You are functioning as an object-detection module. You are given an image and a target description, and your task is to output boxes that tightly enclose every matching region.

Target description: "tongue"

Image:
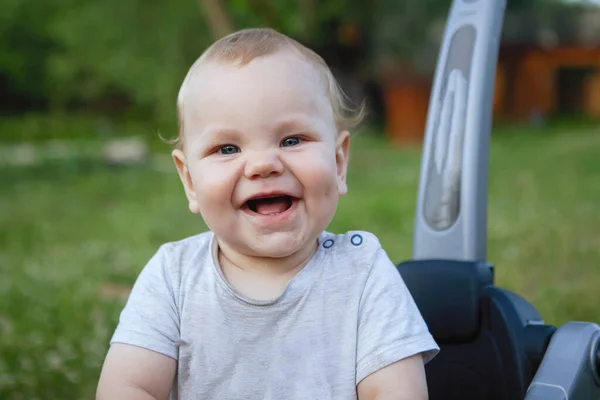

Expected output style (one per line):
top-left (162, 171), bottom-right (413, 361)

top-left (255, 198), bottom-right (289, 215)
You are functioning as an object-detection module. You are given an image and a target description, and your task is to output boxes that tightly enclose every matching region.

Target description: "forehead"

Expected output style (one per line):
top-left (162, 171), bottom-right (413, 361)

top-left (180, 51), bottom-right (335, 135)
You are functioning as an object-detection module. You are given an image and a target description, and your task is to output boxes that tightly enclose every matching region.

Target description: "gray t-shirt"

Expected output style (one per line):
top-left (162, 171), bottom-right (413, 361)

top-left (111, 230), bottom-right (439, 399)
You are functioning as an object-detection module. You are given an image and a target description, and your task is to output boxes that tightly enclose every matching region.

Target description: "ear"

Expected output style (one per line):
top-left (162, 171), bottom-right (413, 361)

top-left (335, 130), bottom-right (351, 196)
top-left (172, 149), bottom-right (200, 214)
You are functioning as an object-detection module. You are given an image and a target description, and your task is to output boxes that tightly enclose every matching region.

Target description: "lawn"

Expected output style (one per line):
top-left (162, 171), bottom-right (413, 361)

top-left (1, 123), bottom-right (600, 399)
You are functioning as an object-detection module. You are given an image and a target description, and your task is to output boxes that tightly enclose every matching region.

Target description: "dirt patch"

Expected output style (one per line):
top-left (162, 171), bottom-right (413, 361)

top-left (99, 283), bottom-right (132, 302)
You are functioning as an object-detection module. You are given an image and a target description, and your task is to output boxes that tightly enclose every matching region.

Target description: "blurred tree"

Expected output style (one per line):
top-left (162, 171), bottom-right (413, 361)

top-left (0, 0), bottom-right (57, 111)
top-left (43, 0), bottom-right (213, 123)
top-left (199, 0), bottom-right (234, 39)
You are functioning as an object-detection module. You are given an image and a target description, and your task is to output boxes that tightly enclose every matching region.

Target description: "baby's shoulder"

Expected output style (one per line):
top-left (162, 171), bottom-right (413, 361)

top-left (159, 230), bottom-right (213, 260)
top-left (319, 230), bottom-right (385, 270)
top-left (155, 231), bottom-right (215, 277)
top-left (320, 230), bottom-right (382, 252)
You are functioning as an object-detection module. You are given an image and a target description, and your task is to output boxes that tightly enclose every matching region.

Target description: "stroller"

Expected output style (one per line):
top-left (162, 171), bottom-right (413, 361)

top-left (399, 0), bottom-right (600, 398)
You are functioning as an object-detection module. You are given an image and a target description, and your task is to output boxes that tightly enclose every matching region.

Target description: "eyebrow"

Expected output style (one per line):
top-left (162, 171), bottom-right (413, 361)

top-left (272, 117), bottom-right (317, 134)
top-left (199, 127), bottom-right (243, 141)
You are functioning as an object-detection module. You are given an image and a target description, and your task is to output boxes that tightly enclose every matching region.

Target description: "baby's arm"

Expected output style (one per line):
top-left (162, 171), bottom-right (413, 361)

top-left (355, 248), bottom-right (439, 400)
top-left (96, 343), bottom-right (176, 400)
top-left (357, 353), bottom-right (427, 400)
top-left (97, 245), bottom-right (181, 399)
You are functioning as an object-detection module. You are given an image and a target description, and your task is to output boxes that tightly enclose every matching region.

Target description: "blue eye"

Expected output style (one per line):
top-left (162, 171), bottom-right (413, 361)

top-left (282, 137), bottom-right (301, 147)
top-left (219, 145), bottom-right (239, 155)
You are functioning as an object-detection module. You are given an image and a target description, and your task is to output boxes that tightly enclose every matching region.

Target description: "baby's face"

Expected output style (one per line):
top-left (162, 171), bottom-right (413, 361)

top-left (173, 51), bottom-right (350, 259)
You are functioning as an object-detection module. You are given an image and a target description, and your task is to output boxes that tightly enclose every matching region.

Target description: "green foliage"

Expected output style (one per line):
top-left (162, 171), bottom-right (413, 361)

top-left (0, 113), bottom-right (165, 144)
top-left (1, 0), bottom-right (372, 128)
top-left (1, 0), bottom-right (213, 124)
top-left (0, 0), bottom-right (56, 99)
top-left (370, 0), bottom-right (448, 63)
top-left (223, 0), bottom-right (367, 45)
top-left (45, 0), bottom-right (211, 121)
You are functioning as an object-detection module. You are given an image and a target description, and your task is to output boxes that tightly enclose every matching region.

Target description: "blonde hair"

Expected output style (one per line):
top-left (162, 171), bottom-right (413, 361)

top-left (170, 28), bottom-right (365, 149)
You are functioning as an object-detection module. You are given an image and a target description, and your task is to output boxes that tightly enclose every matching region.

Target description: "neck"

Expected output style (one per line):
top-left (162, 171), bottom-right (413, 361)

top-left (217, 238), bottom-right (318, 279)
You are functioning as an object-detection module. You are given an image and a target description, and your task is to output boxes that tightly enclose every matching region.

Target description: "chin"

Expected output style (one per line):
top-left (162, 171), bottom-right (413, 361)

top-left (247, 231), bottom-right (314, 259)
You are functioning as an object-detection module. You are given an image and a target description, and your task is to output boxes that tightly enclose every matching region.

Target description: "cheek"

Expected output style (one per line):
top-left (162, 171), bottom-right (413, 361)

top-left (293, 152), bottom-right (339, 195)
top-left (192, 162), bottom-right (237, 208)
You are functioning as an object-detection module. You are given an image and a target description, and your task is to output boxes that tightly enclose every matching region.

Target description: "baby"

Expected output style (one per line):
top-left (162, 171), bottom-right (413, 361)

top-left (96, 28), bottom-right (439, 400)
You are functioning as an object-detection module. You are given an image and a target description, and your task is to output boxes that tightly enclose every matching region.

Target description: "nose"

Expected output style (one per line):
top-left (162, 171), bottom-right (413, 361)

top-left (244, 149), bottom-right (284, 179)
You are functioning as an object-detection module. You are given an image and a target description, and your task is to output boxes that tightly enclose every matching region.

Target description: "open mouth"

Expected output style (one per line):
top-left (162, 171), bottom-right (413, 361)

top-left (244, 195), bottom-right (296, 215)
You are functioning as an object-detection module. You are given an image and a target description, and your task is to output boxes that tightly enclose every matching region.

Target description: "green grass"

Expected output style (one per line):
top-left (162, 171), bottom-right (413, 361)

top-left (1, 123), bottom-right (600, 398)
